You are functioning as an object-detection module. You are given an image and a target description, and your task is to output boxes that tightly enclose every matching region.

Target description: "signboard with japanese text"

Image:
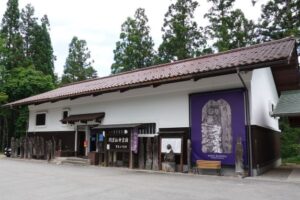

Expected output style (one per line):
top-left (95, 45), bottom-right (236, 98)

top-left (106, 134), bottom-right (130, 151)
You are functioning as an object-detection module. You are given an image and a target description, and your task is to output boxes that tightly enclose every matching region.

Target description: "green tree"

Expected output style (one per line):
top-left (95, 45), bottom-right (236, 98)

top-left (20, 4), bottom-right (37, 58)
top-left (61, 36), bottom-right (97, 84)
top-left (205, 0), bottom-right (256, 52)
top-left (29, 15), bottom-right (55, 79)
top-left (111, 8), bottom-right (155, 74)
top-left (258, 0), bottom-right (300, 42)
top-left (4, 66), bottom-right (54, 101)
top-left (1, 0), bottom-right (25, 69)
top-left (157, 0), bottom-right (209, 64)
top-left (20, 5), bottom-right (55, 80)
top-left (3, 66), bottom-right (55, 137)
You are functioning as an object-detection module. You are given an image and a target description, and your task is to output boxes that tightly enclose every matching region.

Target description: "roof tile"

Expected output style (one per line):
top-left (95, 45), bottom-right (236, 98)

top-left (7, 37), bottom-right (297, 106)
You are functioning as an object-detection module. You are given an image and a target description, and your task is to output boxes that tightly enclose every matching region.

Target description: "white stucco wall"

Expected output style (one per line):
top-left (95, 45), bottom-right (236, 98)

top-left (28, 72), bottom-right (252, 133)
top-left (250, 67), bottom-right (279, 131)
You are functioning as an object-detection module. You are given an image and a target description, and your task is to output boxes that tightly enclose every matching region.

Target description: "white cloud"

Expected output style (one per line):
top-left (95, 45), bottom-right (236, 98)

top-left (0, 0), bottom-right (267, 77)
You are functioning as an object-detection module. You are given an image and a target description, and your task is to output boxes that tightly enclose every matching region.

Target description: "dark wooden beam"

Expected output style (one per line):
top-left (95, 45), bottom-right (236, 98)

top-left (50, 99), bottom-right (60, 103)
top-left (70, 96), bottom-right (80, 100)
top-left (193, 77), bottom-right (201, 82)
top-left (92, 92), bottom-right (102, 97)
top-left (120, 88), bottom-right (129, 93)
top-left (152, 83), bottom-right (162, 88)
top-left (34, 102), bottom-right (45, 106)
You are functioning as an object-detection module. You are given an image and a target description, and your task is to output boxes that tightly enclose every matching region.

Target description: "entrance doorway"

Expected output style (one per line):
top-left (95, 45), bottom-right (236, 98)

top-left (77, 131), bottom-right (86, 157)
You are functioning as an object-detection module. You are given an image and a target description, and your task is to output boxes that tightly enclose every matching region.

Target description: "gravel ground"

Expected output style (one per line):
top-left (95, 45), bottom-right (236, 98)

top-left (0, 158), bottom-right (299, 200)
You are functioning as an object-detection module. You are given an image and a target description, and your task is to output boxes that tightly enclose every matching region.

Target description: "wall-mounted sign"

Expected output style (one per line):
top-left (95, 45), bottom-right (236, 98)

top-left (98, 134), bottom-right (104, 142)
top-left (161, 138), bottom-right (182, 154)
top-left (190, 89), bottom-right (247, 165)
top-left (106, 134), bottom-right (129, 151)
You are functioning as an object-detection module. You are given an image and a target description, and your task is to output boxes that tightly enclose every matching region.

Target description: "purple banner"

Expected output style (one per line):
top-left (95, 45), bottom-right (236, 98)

top-left (190, 89), bottom-right (247, 165)
top-left (131, 128), bottom-right (138, 154)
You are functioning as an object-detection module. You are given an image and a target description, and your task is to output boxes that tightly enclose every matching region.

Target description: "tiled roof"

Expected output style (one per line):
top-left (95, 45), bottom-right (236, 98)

top-left (272, 90), bottom-right (300, 117)
top-left (7, 37), bottom-right (298, 107)
top-left (61, 112), bottom-right (105, 124)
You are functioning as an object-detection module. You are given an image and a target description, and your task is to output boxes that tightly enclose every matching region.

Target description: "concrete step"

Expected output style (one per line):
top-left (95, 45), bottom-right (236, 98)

top-left (52, 157), bottom-right (90, 166)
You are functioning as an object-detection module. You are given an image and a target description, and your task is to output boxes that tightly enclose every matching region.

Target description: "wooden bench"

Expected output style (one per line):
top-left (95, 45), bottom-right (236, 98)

top-left (195, 160), bottom-right (222, 175)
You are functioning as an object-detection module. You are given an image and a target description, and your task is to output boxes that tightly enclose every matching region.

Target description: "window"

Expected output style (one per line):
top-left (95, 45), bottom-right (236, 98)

top-left (269, 101), bottom-right (275, 117)
top-left (62, 110), bottom-right (69, 124)
top-left (36, 113), bottom-right (46, 126)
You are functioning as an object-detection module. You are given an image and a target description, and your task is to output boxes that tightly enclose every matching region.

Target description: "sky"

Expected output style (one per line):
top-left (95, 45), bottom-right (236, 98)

top-left (0, 0), bottom-right (268, 77)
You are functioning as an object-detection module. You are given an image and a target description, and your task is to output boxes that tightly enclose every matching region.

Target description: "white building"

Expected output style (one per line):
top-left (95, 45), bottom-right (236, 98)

top-left (7, 37), bottom-right (300, 176)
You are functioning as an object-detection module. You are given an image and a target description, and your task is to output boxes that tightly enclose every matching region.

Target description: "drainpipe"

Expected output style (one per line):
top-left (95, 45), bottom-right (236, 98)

top-left (236, 68), bottom-right (253, 177)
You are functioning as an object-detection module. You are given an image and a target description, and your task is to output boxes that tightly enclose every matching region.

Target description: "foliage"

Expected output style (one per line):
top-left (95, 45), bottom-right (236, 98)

top-left (20, 4), bottom-right (36, 58)
top-left (61, 36), bottom-right (97, 84)
top-left (0, 36), bottom-right (8, 103)
top-left (280, 119), bottom-right (300, 158)
top-left (20, 5), bottom-right (55, 80)
top-left (111, 8), bottom-right (155, 74)
top-left (157, 0), bottom-right (210, 64)
top-left (283, 156), bottom-right (300, 164)
top-left (205, 0), bottom-right (256, 52)
top-left (258, 0), bottom-right (300, 42)
top-left (29, 15), bottom-right (55, 79)
top-left (14, 106), bottom-right (28, 138)
top-left (258, 0), bottom-right (300, 160)
top-left (1, 0), bottom-right (25, 69)
top-left (4, 66), bottom-right (54, 102)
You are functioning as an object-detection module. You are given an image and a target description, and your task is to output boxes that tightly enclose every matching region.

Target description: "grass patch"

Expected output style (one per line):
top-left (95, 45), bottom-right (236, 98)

top-left (283, 156), bottom-right (300, 164)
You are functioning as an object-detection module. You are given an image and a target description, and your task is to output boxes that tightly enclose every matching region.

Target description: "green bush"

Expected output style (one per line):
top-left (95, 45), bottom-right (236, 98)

top-left (280, 118), bottom-right (300, 159)
top-left (283, 156), bottom-right (300, 164)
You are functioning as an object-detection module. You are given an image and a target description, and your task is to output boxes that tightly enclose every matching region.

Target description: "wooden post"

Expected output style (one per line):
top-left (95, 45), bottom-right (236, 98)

top-left (74, 127), bottom-right (78, 156)
top-left (104, 137), bottom-right (108, 167)
top-left (180, 136), bottom-right (183, 172)
top-left (145, 137), bottom-right (152, 170)
top-left (152, 136), bottom-right (159, 170)
top-left (129, 132), bottom-right (133, 169)
top-left (159, 137), bottom-right (162, 170)
top-left (138, 138), bottom-right (145, 169)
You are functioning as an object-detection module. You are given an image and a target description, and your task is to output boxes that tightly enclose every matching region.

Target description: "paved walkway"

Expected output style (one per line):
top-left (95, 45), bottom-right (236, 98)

top-left (0, 158), bottom-right (300, 200)
top-left (247, 165), bottom-right (300, 183)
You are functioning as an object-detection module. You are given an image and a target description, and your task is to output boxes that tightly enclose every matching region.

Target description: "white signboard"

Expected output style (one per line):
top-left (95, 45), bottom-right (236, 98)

top-left (161, 138), bottom-right (182, 154)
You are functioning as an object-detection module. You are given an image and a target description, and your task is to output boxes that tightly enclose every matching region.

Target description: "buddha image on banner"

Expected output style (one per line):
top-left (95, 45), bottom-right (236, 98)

top-left (190, 89), bottom-right (247, 165)
top-left (201, 99), bottom-right (232, 154)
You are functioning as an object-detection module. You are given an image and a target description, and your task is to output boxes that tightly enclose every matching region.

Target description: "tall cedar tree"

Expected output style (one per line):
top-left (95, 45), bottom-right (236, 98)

top-left (0, 35), bottom-right (7, 101)
top-left (62, 36), bottom-right (97, 84)
top-left (111, 8), bottom-right (155, 74)
top-left (205, 0), bottom-right (256, 52)
top-left (1, 0), bottom-right (25, 70)
top-left (20, 4), bottom-right (36, 58)
top-left (258, 0), bottom-right (300, 43)
top-left (20, 5), bottom-right (55, 80)
top-left (29, 16), bottom-right (55, 79)
top-left (158, 0), bottom-right (209, 64)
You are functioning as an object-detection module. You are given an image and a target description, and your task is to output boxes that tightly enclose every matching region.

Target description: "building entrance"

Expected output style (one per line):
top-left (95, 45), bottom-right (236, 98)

top-left (77, 131), bottom-right (86, 157)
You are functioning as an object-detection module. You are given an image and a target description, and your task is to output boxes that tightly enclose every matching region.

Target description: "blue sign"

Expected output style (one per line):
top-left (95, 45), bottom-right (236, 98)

top-left (98, 134), bottom-right (104, 142)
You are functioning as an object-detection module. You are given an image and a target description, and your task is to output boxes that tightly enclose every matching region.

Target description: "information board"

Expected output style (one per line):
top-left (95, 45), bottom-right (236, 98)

top-left (161, 138), bottom-right (182, 154)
